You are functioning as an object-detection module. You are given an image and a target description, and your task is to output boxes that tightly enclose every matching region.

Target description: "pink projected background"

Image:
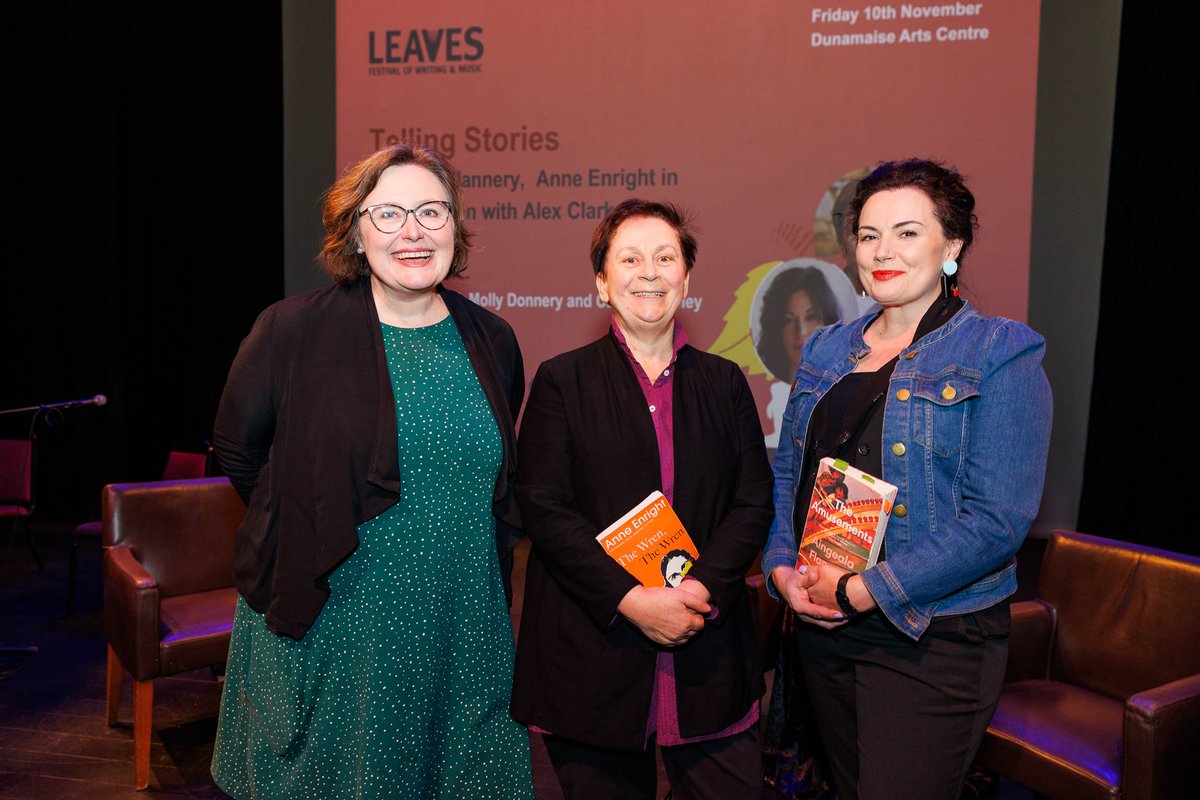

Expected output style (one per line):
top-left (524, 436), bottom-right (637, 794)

top-left (336, 1), bottom-right (1040, 435)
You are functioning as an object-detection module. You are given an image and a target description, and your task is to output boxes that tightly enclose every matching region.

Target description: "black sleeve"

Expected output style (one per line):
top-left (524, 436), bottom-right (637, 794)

top-left (213, 305), bottom-right (278, 505)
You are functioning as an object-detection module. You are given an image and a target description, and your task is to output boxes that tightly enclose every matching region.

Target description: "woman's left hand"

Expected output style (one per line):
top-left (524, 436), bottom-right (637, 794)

top-left (674, 578), bottom-right (711, 606)
top-left (808, 567), bottom-right (878, 615)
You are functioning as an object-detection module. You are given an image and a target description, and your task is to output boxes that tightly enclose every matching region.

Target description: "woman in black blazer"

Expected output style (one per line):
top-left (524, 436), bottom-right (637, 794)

top-left (512, 199), bottom-right (773, 800)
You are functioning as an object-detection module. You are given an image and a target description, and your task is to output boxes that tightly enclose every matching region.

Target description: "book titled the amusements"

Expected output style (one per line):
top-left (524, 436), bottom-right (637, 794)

top-left (797, 458), bottom-right (898, 573)
top-left (596, 491), bottom-right (700, 588)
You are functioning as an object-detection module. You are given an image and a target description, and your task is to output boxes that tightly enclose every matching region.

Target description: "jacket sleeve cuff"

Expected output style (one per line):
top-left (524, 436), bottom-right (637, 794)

top-left (760, 547), bottom-right (797, 600)
top-left (862, 563), bottom-right (930, 640)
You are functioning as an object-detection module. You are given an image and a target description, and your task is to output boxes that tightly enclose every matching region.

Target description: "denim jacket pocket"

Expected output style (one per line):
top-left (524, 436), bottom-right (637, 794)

top-left (910, 372), bottom-right (981, 457)
top-left (788, 361), bottom-right (827, 399)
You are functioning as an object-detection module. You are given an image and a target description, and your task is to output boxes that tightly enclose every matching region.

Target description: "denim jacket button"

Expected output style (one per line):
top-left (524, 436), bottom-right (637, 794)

top-left (896, 389), bottom-right (911, 401)
top-left (794, 438), bottom-right (803, 447)
top-left (891, 442), bottom-right (906, 456)
top-left (894, 503), bottom-right (907, 517)
top-left (942, 383), bottom-right (957, 400)
top-left (904, 351), bottom-right (916, 360)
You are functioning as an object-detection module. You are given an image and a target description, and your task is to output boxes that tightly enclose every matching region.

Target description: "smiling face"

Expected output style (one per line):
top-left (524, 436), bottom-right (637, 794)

top-left (595, 216), bottom-right (690, 339)
top-left (358, 164), bottom-right (455, 302)
top-left (855, 187), bottom-right (962, 312)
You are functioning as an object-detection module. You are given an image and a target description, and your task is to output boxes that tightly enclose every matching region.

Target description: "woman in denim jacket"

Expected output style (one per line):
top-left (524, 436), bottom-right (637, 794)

top-left (761, 159), bottom-right (1052, 800)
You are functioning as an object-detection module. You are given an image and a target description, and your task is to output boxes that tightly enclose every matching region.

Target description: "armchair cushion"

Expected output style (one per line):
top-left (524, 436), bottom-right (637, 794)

top-left (159, 587), bottom-right (238, 674)
top-left (984, 679), bottom-right (1122, 800)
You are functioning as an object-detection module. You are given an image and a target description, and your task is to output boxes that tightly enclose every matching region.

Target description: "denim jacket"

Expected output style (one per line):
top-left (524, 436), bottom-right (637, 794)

top-left (761, 302), bottom-right (1052, 639)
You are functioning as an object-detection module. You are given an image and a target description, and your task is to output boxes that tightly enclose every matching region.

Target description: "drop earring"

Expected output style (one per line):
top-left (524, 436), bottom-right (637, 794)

top-left (941, 259), bottom-right (959, 299)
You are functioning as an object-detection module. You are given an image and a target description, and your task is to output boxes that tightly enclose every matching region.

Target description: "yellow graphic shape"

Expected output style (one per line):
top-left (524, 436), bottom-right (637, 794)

top-left (707, 260), bottom-right (781, 378)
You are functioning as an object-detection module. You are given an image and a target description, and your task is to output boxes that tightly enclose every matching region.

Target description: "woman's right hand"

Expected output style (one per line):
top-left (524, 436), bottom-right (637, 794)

top-left (770, 565), bottom-right (847, 629)
top-left (617, 586), bottom-right (710, 646)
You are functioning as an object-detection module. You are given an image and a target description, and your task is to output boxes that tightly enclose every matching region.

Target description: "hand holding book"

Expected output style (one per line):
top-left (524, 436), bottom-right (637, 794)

top-left (602, 492), bottom-right (710, 645)
top-left (617, 585), bottom-right (709, 646)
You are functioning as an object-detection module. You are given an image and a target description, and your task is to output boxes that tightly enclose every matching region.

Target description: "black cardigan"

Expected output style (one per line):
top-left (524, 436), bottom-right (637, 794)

top-left (214, 280), bottom-right (524, 639)
top-left (511, 332), bottom-right (773, 748)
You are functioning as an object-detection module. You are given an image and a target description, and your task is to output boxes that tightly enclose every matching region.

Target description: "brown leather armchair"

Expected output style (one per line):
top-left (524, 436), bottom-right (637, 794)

top-left (102, 477), bottom-right (243, 789)
top-left (976, 530), bottom-right (1200, 800)
top-left (69, 449), bottom-right (211, 614)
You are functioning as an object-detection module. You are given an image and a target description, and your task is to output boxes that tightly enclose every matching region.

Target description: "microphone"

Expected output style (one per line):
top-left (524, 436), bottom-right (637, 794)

top-left (41, 394), bottom-right (108, 410)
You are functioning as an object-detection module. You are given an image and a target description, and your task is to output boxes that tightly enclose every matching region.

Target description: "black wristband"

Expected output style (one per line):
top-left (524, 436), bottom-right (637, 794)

top-left (835, 572), bottom-right (859, 616)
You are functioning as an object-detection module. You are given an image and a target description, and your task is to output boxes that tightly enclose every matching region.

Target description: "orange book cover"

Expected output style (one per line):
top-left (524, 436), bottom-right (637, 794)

top-left (595, 491), bottom-right (699, 588)
top-left (797, 457), bottom-right (897, 573)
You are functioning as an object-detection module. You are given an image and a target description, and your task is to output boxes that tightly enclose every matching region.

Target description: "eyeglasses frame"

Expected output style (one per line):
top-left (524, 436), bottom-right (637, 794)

top-left (357, 200), bottom-right (454, 233)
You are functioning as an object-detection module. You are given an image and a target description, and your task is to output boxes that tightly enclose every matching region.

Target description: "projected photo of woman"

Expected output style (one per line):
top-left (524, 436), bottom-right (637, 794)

top-left (813, 167), bottom-right (874, 310)
top-left (754, 259), bottom-right (859, 447)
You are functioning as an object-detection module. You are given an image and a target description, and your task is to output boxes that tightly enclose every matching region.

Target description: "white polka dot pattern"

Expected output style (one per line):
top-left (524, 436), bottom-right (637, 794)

top-left (212, 317), bottom-right (534, 799)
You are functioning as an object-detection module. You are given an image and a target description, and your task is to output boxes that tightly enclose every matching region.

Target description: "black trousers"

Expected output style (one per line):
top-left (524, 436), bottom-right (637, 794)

top-left (795, 604), bottom-right (1009, 800)
top-left (543, 727), bottom-right (763, 800)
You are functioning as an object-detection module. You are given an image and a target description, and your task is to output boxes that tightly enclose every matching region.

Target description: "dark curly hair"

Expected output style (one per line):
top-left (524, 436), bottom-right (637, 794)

top-left (756, 267), bottom-right (841, 382)
top-left (846, 159), bottom-right (978, 291)
top-left (318, 143), bottom-right (473, 285)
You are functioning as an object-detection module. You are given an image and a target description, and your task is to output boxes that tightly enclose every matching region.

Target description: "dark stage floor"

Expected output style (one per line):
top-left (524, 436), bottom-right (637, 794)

top-left (1, 524), bottom-right (1039, 799)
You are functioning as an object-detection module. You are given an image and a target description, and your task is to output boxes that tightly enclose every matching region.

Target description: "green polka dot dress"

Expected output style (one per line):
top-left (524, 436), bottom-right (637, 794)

top-left (212, 316), bottom-right (534, 799)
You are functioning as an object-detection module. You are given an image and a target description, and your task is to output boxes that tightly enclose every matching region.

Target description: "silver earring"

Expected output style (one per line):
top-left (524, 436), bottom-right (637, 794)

top-left (942, 259), bottom-right (958, 276)
top-left (357, 247), bottom-right (365, 254)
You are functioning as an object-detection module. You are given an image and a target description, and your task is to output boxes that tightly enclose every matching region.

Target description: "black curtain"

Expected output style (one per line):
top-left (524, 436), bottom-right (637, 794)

top-left (1077, 1), bottom-right (1192, 554)
top-left (3, 4), bottom-right (284, 520)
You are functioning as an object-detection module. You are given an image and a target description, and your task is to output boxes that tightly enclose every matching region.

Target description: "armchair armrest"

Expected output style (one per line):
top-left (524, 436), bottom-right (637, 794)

top-left (1122, 673), bottom-right (1200, 800)
top-left (1005, 599), bottom-right (1054, 681)
top-left (103, 544), bottom-right (161, 680)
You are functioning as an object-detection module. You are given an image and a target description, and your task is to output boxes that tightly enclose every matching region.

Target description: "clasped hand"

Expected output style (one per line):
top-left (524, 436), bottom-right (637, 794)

top-left (770, 565), bottom-right (847, 630)
top-left (618, 583), bottom-right (711, 646)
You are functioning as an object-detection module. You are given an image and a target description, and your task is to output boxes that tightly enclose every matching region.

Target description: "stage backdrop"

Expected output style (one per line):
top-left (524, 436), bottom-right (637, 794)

top-left (335, 0), bottom-right (1040, 437)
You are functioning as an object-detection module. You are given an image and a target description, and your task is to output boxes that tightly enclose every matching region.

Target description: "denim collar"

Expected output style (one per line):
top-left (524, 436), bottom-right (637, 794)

top-left (847, 299), bottom-right (976, 361)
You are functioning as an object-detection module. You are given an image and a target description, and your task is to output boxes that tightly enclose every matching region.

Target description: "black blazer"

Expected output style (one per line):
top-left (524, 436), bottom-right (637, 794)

top-left (511, 332), bottom-right (773, 749)
top-left (214, 280), bottom-right (524, 639)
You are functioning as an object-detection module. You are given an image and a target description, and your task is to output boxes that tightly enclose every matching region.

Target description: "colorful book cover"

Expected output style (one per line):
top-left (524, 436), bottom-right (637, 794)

top-left (797, 457), bottom-right (897, 573)
top-left (596, 491), bottom-right (699, 588)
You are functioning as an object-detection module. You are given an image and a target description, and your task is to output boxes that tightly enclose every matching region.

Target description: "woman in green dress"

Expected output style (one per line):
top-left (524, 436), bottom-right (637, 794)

top-left (210, 144), bottom-right (533, 799)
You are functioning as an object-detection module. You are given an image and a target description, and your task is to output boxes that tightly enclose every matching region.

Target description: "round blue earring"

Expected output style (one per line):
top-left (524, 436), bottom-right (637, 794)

top-left (942, 259), bottom-right (958, 276)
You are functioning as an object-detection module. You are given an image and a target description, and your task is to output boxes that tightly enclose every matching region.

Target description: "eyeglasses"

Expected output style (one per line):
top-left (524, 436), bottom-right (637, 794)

top-left (358, 201), bottom-right (452, 233)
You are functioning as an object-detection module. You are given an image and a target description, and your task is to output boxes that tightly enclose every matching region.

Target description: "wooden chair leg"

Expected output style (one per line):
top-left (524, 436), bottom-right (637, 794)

top-left (133, 678), bottom-right (153, 790)
top-left (105, 645), bottom-right (122, 726)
